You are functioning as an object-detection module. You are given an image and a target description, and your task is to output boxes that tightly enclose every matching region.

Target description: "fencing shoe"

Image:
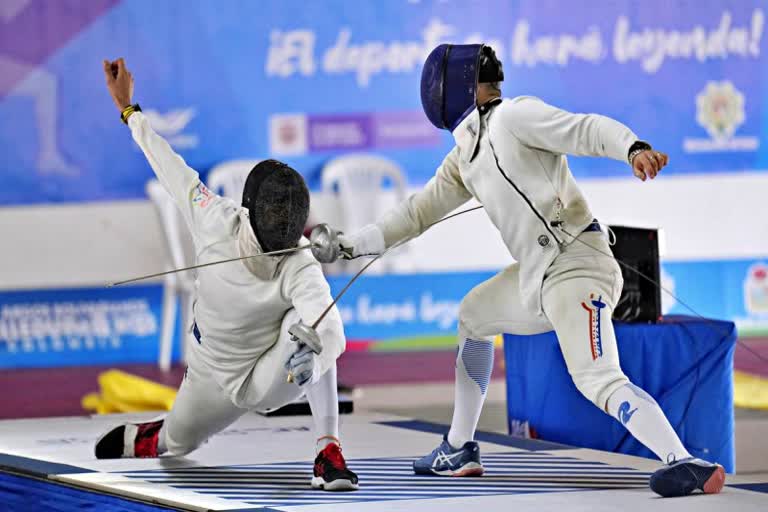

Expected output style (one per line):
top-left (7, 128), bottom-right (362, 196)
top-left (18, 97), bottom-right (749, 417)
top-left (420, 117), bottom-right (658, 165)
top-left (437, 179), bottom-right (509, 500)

top-left (650, 457), bottom-right (725, 497)
top-left (311, 443), bottom-right (359, 491)
top-left (95, 420), bottom-right (164, 459)
top-left (413, 435), bottom-right (484, 476)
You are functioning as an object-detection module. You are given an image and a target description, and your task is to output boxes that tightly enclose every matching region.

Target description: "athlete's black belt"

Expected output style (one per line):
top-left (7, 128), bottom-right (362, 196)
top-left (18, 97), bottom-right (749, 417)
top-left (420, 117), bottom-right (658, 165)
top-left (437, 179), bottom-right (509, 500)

top-left (192, 322), bottom-right (202, 344)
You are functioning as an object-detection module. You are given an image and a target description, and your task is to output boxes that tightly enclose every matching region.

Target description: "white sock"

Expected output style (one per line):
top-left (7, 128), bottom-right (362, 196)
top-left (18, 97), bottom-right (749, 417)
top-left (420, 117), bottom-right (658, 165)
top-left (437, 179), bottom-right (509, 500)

top-left (306, 363), bottom-right (340, 453)
top-left (606, 383), bottom-right (691, 464)
top-left (447, 335), bottom-right (494, 448)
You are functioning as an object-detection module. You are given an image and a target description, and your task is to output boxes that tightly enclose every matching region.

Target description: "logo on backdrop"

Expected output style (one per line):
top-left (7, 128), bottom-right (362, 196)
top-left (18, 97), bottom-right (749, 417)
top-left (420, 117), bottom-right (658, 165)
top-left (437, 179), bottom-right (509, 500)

top-left (581, 293), bottom-right (606, 361)
top-left (683, 81), bottom-right (759, 153)
top-left (269, 111), bottom-right (439, 156)
top-left (143, 109), bottom-right (199, 149)
top-left (269, 114), bottom-right (309, 155)
top-left (508, 419), bottom-right (538, 439)
top-left (744, 263), bottom-right (768, 316)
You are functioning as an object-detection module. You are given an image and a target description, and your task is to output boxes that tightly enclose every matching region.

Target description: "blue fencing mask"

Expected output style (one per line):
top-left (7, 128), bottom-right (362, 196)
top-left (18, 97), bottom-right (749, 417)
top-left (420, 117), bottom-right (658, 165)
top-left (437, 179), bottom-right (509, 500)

top-left (420, 44), bottom-right (504, 132)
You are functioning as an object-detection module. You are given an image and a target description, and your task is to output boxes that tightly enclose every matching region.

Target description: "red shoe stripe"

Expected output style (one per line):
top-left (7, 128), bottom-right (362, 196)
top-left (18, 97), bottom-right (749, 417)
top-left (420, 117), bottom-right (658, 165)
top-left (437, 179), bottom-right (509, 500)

top-left (134, 421), bottom-right (163, 458)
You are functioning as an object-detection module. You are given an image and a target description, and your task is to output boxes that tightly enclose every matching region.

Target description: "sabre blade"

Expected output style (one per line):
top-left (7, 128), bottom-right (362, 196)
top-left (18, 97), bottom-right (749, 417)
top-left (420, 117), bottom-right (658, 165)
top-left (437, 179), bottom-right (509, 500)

top-left (108, 244), bottom-right (315, 287)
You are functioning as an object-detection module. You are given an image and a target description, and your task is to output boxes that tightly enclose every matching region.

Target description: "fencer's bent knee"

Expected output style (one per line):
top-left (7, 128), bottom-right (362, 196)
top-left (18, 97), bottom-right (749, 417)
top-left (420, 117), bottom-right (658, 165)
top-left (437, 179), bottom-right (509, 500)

top-left (570, 368), bottom-right (629, 410)
top-left (458, 291), bottom-right (486, 339)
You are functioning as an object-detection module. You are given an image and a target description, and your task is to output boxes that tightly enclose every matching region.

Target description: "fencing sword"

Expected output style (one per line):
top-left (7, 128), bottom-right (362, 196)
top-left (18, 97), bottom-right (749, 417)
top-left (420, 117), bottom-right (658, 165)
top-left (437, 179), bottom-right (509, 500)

top-left (111, 200), bottom-right (767, 380)
top-left (107, 244), bottom-right (316, 287)
top-left (293, 209), bottom-right (768, 382)
top-left (286, 205), bottom-right (484, 383)
top-left (310, 205), bottom-right (485, 329)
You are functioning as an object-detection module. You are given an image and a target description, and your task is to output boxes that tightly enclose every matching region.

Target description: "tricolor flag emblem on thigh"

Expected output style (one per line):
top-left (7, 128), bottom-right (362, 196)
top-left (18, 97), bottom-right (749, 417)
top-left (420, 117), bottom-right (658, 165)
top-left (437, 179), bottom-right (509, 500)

top-left (581, 294), bottom-right (607, 360)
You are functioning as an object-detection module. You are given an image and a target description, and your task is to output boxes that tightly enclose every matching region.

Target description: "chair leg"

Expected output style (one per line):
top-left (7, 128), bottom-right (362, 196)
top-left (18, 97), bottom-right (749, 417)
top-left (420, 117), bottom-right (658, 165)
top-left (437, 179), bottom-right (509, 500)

top-left (158, 283), bottom-right (177, 372)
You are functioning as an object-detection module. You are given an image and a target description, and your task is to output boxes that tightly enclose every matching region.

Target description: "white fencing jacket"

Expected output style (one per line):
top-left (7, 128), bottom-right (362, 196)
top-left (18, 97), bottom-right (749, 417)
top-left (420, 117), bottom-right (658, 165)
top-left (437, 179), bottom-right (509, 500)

top-left (129, 112), bottom-right (345, 405)
top-left (376, 96), bottom-right (638, 314)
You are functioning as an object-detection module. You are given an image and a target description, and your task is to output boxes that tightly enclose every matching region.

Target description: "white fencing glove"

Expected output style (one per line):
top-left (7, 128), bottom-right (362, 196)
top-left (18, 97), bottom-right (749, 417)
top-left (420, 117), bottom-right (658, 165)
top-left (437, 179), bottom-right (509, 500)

top-left (286, 322), bottom-right (323, 386)
top-left (284, 344), bottom-right (319, 386)
top-left (338, 224), bottom-right (386, 259)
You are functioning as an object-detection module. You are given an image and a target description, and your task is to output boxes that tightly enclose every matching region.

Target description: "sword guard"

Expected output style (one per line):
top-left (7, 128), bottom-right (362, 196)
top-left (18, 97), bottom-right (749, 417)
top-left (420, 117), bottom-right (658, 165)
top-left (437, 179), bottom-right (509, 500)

top-left (287, 322), bottom-right (323, 355)
top-left (310, 224), bottom-right (342, 264)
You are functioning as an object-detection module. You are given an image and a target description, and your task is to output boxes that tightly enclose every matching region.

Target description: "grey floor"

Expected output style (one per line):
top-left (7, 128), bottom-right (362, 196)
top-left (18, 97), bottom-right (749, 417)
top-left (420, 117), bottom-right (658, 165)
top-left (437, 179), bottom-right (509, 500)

top-left (356, 381), bottom-right (768, 476)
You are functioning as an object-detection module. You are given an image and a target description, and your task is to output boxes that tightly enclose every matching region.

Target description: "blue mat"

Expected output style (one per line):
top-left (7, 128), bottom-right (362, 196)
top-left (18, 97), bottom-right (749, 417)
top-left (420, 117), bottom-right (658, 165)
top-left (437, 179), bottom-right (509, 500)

top-left (0, 471), bottom-right (175, 512)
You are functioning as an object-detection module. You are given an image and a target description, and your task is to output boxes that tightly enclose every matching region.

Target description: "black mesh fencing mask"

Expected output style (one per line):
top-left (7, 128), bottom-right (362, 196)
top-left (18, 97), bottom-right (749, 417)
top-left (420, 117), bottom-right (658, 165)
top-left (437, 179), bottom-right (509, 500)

top-left (242, 159), bottom-right (310, 253)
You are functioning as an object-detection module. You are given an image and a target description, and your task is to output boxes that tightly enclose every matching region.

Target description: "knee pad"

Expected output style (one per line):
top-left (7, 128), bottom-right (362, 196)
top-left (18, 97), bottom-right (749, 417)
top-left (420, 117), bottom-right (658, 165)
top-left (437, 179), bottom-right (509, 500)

top-left (570, 367), bottom-right (629, 410)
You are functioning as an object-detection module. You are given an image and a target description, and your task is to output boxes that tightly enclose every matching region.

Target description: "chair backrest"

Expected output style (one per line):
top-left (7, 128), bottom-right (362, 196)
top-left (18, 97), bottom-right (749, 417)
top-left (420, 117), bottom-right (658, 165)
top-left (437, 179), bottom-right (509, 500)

top-left (207, 159), bottom-right (261, 202)
top-left (321, 153), bottom-right (407, 233)
top-left (145, 179), bottom-right (196, 290)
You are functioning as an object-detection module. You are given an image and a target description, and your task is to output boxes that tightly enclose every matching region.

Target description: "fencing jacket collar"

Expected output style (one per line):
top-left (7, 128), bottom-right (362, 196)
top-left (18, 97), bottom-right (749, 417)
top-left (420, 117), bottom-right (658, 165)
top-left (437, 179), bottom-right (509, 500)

top-left (453, 98), bottom-right (502, 163)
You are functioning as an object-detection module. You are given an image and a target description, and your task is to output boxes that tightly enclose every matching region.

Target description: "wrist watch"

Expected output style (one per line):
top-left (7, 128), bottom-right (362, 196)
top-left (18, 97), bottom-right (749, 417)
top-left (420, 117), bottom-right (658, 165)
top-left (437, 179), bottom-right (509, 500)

top-left (120, 103), bottom-right (142, 124)
top-left (627, 140), bottom-right (652, 164)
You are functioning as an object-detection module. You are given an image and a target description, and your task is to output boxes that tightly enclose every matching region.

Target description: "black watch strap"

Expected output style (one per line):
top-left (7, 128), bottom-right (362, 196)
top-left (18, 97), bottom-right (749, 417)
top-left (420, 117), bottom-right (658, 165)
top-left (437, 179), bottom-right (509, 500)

top-left (120, 103), bottom-right (142, 124)
top-left (627, 140), bottom-right (652, 164)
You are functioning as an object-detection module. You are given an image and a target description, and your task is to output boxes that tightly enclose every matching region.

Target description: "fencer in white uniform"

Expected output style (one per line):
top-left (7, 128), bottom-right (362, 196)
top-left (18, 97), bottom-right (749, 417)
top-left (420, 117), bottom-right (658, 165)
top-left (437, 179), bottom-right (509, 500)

top-left (322, 44), bottom-right (724, 498)
top-left (95, 58), bottom-right (358, 491)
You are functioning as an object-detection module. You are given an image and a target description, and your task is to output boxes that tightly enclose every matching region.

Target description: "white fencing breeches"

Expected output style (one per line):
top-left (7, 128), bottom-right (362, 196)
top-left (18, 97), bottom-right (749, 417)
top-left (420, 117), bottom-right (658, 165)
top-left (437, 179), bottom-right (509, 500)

top-left (459, 232), bottom-right (628, 410)
top-left (161, 309), bottom-right (321, 456)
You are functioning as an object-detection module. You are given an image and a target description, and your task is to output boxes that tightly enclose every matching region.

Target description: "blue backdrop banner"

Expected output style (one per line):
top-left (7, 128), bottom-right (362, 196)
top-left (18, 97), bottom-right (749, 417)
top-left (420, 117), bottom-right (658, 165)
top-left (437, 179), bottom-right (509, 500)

top-left (0, 0), bottom-right (765, 205)
top-left (0, 284), bottom-right (178, 368)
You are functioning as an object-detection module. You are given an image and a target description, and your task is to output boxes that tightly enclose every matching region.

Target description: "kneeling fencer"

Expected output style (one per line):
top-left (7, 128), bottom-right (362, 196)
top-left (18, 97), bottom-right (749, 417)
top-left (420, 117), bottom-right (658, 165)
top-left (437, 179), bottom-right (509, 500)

top-left (318, 44), bottom-right (724, 497)
top-left (95, 58), bottom-right (358, 492)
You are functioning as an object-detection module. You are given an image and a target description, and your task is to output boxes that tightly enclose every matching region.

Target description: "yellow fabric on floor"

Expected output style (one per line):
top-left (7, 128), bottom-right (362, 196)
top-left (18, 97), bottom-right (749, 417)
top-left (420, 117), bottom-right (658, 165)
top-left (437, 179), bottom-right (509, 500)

top-left (734, 370), bottom-right (768, 410)
top-left (81, 370), bottom-right (177, 414)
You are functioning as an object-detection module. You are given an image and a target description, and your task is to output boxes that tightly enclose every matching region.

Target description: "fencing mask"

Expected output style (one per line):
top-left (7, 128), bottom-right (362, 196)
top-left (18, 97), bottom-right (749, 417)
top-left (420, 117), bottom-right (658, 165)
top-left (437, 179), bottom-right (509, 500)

top-left (420, 44), bottom-right (504, 132)
top-left (242, 159), bottom-right (310, 253)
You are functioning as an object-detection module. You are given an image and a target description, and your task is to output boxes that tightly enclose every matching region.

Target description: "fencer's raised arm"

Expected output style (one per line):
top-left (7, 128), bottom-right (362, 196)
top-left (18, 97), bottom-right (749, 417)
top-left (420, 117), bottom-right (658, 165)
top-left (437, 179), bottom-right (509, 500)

top-left (103, 58), bottom-right (221, 241)
top-left (499, 96), bottom-right (638, 163)
top-left (375, 147), bottom-right (473, 248)
top-left (283, 260), bottom-right (345, 379)
top-left (128, 112), bottom-right (220, 235)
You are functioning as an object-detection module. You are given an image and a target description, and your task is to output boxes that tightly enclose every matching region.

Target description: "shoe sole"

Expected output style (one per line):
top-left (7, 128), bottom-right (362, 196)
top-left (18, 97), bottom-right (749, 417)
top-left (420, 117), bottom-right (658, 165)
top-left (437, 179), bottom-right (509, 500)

top-left (415, 462), bottom-right (485, 477)
top-left (702, 465), bottom-right (725, 495)
top-left (311, 476), bottom-right (359, 492)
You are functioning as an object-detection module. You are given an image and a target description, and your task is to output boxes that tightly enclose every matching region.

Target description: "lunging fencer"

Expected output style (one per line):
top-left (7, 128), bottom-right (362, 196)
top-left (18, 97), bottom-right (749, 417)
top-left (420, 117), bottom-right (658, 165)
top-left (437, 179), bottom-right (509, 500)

top-left (94, 58), bottom-right (358, 492)
top-left (318, 44), bottom-right (724, 497)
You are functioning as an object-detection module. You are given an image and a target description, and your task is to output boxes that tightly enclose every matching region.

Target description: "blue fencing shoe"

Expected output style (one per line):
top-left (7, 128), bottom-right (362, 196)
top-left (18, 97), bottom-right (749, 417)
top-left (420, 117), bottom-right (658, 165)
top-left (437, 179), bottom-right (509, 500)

top-left (650, 457), bottom-right (725, 497)
top-left (413, 435), bottom-right (484, 476)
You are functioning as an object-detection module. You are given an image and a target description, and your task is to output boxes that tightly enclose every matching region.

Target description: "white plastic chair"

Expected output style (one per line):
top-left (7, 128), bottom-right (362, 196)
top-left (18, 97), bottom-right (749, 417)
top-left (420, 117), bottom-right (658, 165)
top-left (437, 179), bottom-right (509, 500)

top-left (321, 154), bottom-right (409, 274)
top-left (207, 159), bottom-right (261, 201)
top-left (145, 179), bottom-right (197, 371)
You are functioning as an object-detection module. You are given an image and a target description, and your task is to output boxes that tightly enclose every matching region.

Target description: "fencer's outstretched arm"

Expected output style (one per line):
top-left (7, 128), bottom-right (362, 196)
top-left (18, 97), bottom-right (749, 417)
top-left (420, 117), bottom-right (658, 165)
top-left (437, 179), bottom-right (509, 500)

top-left (375, 147), bottom-right (473, 248)
top-left (103, 58), bottom-right (221, 239)
top-left (499, 96), bottom-right (638, 163)
top-left (284, 261), bottom-right (345, 380)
